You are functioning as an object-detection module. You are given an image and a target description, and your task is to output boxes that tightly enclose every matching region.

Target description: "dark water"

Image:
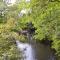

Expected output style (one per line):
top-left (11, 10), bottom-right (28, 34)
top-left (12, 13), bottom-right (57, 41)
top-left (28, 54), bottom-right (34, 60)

top-left (16, 40), bottom-right (55, 60)
top-left (32, 43), bottom-right (55, 60)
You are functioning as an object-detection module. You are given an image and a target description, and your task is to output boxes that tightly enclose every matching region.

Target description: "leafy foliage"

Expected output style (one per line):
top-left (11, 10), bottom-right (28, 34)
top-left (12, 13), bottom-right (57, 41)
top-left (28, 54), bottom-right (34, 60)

top-left (0, 0), bottom-right (60, 60)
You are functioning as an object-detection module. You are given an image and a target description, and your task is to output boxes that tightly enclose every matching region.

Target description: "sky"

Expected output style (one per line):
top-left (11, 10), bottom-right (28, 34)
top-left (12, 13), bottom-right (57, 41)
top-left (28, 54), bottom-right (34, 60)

top-left (4, 0), bottom-right (30, 6)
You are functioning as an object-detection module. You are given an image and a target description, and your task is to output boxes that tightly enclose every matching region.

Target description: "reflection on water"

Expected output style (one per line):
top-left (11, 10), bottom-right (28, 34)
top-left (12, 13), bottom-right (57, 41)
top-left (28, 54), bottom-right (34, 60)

top-left (16, 40), bottom-right (55, 60)
top-left (16, 41), bottom-right (35, 60)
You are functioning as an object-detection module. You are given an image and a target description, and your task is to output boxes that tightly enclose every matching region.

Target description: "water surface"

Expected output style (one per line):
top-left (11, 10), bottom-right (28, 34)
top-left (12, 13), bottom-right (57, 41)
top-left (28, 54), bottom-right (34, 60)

top-left (16, 40), bottom-right (55, 60)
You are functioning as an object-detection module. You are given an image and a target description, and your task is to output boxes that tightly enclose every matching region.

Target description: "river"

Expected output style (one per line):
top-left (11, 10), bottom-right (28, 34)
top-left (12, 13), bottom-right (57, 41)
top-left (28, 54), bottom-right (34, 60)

top-left (16, 40), bottom-right (55, 60)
